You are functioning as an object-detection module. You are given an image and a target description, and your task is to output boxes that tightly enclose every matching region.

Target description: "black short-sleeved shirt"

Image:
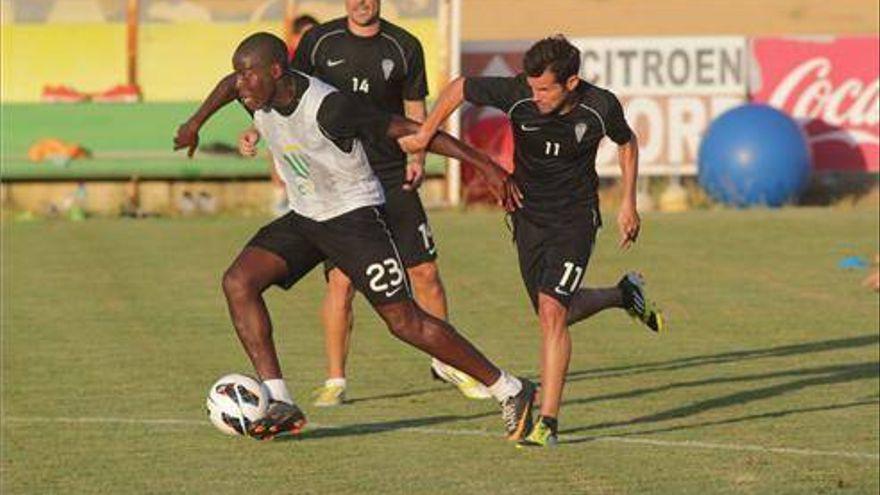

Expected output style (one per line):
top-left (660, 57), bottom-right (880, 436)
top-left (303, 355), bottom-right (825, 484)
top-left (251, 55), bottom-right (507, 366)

top-left (292, 17), bottom-right (428, 183)
top-left (464, 74), bottom-right (632, 226)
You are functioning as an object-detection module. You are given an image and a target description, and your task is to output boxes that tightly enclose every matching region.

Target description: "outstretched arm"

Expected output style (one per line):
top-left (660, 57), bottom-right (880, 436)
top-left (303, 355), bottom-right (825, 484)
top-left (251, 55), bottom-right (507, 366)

top-left (317, 90), bottom-right (520, 209)
top-left (173, 73), bottom-right (238, 157)
top-left (397, 77), bottom-right (465, 154)
top-left (387, 114), bottom-right (522, 210)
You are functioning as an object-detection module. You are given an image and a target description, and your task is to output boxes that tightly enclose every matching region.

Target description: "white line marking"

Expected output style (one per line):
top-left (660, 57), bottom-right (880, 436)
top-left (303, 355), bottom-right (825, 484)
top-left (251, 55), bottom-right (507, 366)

top-left (3, 415), bottom-right (877, 461)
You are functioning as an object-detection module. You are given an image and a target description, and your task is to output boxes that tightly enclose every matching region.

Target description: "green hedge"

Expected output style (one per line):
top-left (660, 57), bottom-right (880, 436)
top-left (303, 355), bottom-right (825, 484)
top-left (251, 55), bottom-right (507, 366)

top-left (0, 102), bottom-right (446, 180)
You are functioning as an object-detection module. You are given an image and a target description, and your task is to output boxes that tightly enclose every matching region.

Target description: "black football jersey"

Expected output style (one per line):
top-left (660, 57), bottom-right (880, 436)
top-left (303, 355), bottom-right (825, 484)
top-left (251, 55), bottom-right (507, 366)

top-left (292, 17), bottom-right (428, 181)
top-left (464, 75), bottom-right (633, 226)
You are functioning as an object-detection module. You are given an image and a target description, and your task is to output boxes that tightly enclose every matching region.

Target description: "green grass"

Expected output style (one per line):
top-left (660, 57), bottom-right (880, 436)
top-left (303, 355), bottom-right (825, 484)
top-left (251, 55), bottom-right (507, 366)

top-left (2, 208), bottom-right (879, 494)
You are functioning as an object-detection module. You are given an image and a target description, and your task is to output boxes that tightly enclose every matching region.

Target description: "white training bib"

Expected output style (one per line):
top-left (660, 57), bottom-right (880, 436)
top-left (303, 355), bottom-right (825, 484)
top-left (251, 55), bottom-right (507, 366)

top-left (254, 73), bottom-right (384, 221)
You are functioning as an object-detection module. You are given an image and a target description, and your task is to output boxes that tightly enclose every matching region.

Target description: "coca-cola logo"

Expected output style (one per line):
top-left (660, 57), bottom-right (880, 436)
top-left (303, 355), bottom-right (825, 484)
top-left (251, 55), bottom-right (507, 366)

top-left (767, 57), bottom-right (879, 147)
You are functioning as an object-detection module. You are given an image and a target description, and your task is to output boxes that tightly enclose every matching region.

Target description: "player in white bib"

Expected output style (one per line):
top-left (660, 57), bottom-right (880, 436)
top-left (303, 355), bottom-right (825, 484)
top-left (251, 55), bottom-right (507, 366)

top-left (176, 32), bottom-right (535, 441)
top-left (252, 71), bottom-right (384, 221)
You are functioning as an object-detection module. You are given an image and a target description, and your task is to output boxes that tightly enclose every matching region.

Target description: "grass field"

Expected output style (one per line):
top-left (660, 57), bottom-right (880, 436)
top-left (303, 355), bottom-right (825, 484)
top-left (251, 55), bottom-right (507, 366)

top-left (2, 207), bottom-right (879, 494)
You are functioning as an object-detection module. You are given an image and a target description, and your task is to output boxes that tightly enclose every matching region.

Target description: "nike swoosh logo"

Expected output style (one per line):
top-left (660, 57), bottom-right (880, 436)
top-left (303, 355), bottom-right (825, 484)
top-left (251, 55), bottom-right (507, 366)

top-left (520, 124), bottom-right (540, 132)
top-left (384, 285), bottom-right (404, 298)
top-left (326, 59), bottom-right (345, 67)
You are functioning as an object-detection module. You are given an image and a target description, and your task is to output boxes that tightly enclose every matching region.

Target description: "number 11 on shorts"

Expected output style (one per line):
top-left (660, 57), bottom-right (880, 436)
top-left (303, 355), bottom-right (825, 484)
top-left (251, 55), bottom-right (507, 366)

top-left (557, 261), bottom-right (583, 295)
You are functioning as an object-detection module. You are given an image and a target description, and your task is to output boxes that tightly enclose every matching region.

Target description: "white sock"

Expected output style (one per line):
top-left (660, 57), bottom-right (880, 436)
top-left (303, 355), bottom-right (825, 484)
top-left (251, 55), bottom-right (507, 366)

top-left (262, 378), bottom-right (293, 404)
top-left (325, 377), bottom-right (347, 389)
top-left (487, 370), bottom-right (522, 402)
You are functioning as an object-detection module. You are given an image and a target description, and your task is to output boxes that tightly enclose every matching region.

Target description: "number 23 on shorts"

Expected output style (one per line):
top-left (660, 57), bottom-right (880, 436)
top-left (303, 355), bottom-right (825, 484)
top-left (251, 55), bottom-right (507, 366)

top-left (366, 257), bottom-right (405, 297)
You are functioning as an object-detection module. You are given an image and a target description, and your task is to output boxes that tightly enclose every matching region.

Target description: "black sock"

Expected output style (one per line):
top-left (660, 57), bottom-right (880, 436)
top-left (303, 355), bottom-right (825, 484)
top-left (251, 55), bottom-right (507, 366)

top-left (541, 416), bottom-right (558, 434)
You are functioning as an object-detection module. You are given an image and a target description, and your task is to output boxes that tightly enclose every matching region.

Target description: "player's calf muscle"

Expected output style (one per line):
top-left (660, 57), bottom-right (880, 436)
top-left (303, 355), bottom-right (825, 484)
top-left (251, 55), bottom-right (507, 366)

top-left (377, 302), bottom-right (453, 353)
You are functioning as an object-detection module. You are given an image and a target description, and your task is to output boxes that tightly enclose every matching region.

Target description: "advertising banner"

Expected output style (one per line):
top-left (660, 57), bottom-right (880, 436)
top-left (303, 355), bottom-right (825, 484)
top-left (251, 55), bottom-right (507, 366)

top-left (750, 36), bottom-right (879, 173)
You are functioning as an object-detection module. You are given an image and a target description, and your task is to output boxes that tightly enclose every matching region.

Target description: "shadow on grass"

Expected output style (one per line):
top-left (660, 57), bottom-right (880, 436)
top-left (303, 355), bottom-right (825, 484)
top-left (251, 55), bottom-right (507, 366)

top-left (273, 414), bottom-right (468, 442)
top-left (564, 360), bottom-right (880, 411)
top-left (334, 333), bottom-right (876, 409)
top-left (275, 335), bottom-right (879, 442)
top-left (345, 385), bottom-right (450, 405)
top-left (560, 360), bottom-right (879, 436)
top-left (565, 333), bottom-right (879, 383)
top-left (559, 398), bottom-right (879, 445)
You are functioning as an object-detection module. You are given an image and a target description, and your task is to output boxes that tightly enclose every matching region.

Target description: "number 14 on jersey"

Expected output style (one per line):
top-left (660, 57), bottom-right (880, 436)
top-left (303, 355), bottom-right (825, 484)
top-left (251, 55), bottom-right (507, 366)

top-left (352, 77), bottom-right (370, 94)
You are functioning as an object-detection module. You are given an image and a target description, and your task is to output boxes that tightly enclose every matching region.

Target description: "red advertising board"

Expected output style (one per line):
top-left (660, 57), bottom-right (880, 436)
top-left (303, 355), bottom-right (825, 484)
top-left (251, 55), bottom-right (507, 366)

top-left (750, 36), bottom-right (879, 172)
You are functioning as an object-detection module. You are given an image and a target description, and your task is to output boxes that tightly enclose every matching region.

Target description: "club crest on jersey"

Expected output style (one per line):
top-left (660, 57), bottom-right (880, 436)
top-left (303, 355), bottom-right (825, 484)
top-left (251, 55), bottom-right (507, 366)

top-left (381, 59), bottom-right (395, 81)
top-left (575, 122), bottom-right (588, 143)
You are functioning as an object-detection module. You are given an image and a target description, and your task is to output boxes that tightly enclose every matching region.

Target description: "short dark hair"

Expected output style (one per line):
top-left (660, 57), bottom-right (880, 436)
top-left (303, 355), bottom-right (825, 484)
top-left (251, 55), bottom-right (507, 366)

top-left (293, 15), bottom-right (319, 35)
top-left (234, 32), bottom-right (289, 69)
top-left (523, 35), bottom-right (581, 83)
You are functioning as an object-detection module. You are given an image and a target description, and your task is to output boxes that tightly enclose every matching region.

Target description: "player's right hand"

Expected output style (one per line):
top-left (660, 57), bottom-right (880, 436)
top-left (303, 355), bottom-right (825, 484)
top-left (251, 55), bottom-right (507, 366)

top-left (483, 168), bottom-right (523, 212)
top-left (617, 202), bottom-right (640, 249)
top-left (478, 157), bottom-right (522, 212)
top-left (502, 176), bottom-right (524, 212)
top-left (238, 127), bottom-right (260, 157)
top-left (173, 121), bottom-right (200, 158)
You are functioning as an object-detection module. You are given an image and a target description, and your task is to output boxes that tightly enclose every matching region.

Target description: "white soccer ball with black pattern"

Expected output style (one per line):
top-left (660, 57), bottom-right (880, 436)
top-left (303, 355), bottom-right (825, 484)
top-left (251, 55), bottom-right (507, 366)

top-left (205, 373), bottom-right (268, 436)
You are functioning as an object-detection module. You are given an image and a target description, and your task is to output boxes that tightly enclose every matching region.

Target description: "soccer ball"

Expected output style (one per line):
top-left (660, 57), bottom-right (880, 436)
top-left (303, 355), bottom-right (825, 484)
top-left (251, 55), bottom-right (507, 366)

top-left (205, 373), bottom-right (268, 436)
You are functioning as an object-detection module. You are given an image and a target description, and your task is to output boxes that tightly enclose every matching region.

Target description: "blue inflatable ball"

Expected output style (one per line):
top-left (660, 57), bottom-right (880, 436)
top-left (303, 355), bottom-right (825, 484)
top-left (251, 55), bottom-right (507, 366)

top-left (698, 104), bottom-right (811, 207)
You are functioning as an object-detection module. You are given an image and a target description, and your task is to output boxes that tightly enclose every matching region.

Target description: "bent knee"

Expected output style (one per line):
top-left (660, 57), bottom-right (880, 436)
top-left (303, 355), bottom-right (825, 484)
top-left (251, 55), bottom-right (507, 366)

top-left (537, 293), bottom-right (568, 327)
top-left (406, 261), bottom-right (440, 282)
top-left (222, 267), bottom-right (254, 298)
top-left (408, 262), bottom-right (441, 286)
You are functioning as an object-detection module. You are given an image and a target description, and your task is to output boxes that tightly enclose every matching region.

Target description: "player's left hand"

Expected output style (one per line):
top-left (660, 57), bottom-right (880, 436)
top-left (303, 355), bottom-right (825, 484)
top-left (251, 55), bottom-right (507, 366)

top-left (403, 161), bottom-right (425, 191)
top-left (617, 202), bottom-right (640, 249)
top-left (173, 121), bottom-right (200, 158)
top-left (397, 131), bottom-right (431, 154)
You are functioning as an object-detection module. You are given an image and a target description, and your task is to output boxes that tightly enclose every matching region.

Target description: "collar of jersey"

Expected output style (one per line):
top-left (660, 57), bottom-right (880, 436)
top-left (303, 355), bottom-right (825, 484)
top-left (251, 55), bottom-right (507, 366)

top-left (343, 19), bottom-right (385, 41)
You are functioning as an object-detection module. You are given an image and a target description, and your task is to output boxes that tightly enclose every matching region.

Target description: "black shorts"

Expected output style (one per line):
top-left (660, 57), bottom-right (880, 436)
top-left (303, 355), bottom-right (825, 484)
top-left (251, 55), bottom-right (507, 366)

top-left (247, 206), bottom-right (412, 306)
top-left (513, 209), bottom-right (601, 312)
top-left (324, 183), bottom-right (436, 275)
